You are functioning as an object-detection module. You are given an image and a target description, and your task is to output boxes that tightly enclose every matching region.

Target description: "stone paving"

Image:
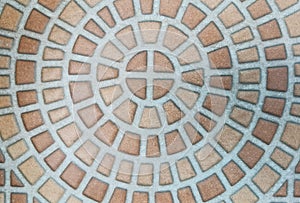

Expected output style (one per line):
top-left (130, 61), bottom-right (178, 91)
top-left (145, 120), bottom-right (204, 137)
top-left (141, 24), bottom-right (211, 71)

top-left (0, 0), bottom-right (300, 202)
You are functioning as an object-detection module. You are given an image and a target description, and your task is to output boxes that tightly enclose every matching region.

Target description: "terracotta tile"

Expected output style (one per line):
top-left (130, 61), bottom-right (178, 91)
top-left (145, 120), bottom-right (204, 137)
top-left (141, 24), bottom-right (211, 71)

top-left (31, 131), bottom-right (54, 153)
top-left (203, 94), bottom-right (228, 116)
top-left (265, 44), bottom-right (287, 60)
top-left (176, 157), bottom-right (196, 181)
top-left (222, 161), bottom-right (245, 185)
top-left (165, 130), bottom-right (186, 155)
top-left (84, 19), bottom-right (105, 38)
top-left (285, 11), bottom-right (300, 38)
top-left (11, 193), bottom-right (27, 203)
top-left (78, 104), bottom-right (103, 128)
top-left (0, 75), bottom-right (9, 89)
top-left (153, 80), bottom-right (174, 99)
top-left (281, 122), bottom-right (300, 150)
top-left (231, 27), bottom-right (253, 44)
top-left (84, 0), bottom-right (101, 7)
top-left (0, 4), bottom-right (22, 31)
top-left (0, 55), bottom-right (10, 69)
top-left (18, 156), bottom-right (45, 185)
top-left (293, 44), bottom-right (300, 56)
top-left (10, 170), bottom-right (24, 187)
top-left (15, 60), bottom-right (36, 85)
top-left (238, 141), bottom-right (264, 168)
top-left (101, 42), bottom-right (124, 62)
top-left (73, 35), bottom-right (97, 56)
top-left (295, 83), bottom-right (300, 96)
top-left (127, 78), bottom-right (147, 99)
top-left (83, 178), bottom-right (108, 202)
top-left (216, 125), bottom-right (243, 153)
top-left (274, 181), bottom-right (288, 197)
top-left (114, 0), bottom-right (135, 20)
top-left (25, 9), bottom-right (49, 33)
top-left (138, 164), bottom-right (153, 186)
top-left (0, 35), bottom-right (13, 49)
top-left (116, 26), bottom-right (137, 49)
top-left (43, 87), bottom-right (64, 104)
top-left (146, 135), bottom-right (161, 157)
top-left (0, 169), bottom-right (4, 186)
top-left (237, 90), bottom-right (260, 104)
top-left (95, 120), bottom-right (119, 146)
top-left (231, 186), bottom-right (258, 203)
top-left (163, 26), bottom-right (187, 51)
top-left (253, 165), bottom-right (280, 193)
top-left (139, 107), bottom-right (161, 128)
top-left (18, 36), bottom-right (40, 54)
top-left (118, 132), bottom-right (140, 155)
top-left (21, 110), bottom-right (44, 131)
top-left (126, 51), bottom-right (147, 72)
top-left (99, 85), bottom-right (123, 105)
top-left (239, 68), bottom-right (260, 83)
top-left (182, 4), bottom-right (206, 29)
top-left (0, 95), bottom-right (12, 108)
top-left (275, 0), bottom-right (297, 10)
top-left (183, 122), bottom-right (203, 144)
top-left (49, 25), bottom-right (71, 45)
top-left (159, 0), bottom-right (182, 18)
top-left (97, 153), bottom-right (115, 176)
top-left (267, 67), bottom-right (288, 92)
top-left (67, 196), bottom-right (82, 203)
top-left (0, 114), bottom-right (19, 140)
top-left (69, 61), bottom-right (91, 75)
top-left (17, 90), bottom-right (37, 107)
top-left (291, 103), bottom-right (300, 117)
top-left (97, 7), bottom-right (116, 28)
top-left (219, 3), bottom-right (244, 28)
top-left (271, 147), bottom-right (293, 169)
top-left (295, 63), bottom-right (300, 76)
top-left (140, 0), bottom-right (153, 14)
top-left (132, 192), bottom-right (148, 203)
top-left (295, 180), bottom-right (300, 197)
top-left (42, 67), bottom-right (62, 82)
top-left (139, 22), bottom-right (161, 44)
top-left (44, 149), bottom-right (66, 171)
top-left (197, 174), bottom-right (225, 201)
top-left (209, 75), bottom-right (232, 90)
top-left (208, 47), bottom-right (231, 69)
top-left (57, 123), bottom-right (82, 147)
top-left (258, 20), bottom-right (282, 41)
top-left (113, 99), bottom-right (137, 124)
top-left (163, 100), bottom-right (185, 124)
top-left (252, 118), bottom-right (278, 144)
top-left (177, 187), bottom-right (196, 203)
top-left (116, 160), bottom-right (133, 183)
top-left (230, 106), bottom-right (253, 127)
top-left (247, 0), bottom-right (271, 19)
top-left (69, 81), bottom-right (93, 104)
top-left (38, 179), bottom-right (64, 203)
top-left (38, 0), bottom-right (61, 11)
top-left (263, 97), bottom-right (285, 117)
top-left (178, 44), bottom-right (202, 65)
top-left (182, 69), bottom-right (204, 86)
top-left (43, 47), bottom-right (64, 60)
top-left (200, 0), bottom-right (223, 10)
top-left (195, 144), bottom-right (222, 171)
top-left (159, 163), bottom-right (173, 185)
top-left (7, 139), bottom-right (28, 160)
top-left (61, 163), bottom-right (86, 189)
top-left (75, 140), bottom-right (100, 166)
top-left (109, 188), bottom-right (127, 203)
top-left (198, 22), bottom-right (223, 47)
top-left (176, 88), bottom-right (199, 109)
top-left (194, 113), bottom-right (216, 132)
top-left (237, 47), bottom-right (259, 63)
top-left (59, 1), bottom-right (85, 26)
top-left (0, 193), bottom-right (4, 203)
top-left (155, 191), bottom-right (173, 203)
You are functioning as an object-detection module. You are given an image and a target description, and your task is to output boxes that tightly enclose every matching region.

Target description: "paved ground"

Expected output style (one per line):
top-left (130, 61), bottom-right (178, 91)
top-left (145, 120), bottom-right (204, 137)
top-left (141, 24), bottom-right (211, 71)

top-left (0, 0), bottom-right (300, 202)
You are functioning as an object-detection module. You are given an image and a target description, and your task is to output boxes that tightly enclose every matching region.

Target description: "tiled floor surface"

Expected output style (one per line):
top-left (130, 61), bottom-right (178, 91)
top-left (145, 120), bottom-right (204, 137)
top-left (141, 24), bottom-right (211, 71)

top-left (0, 0), bottom-right (300, 202)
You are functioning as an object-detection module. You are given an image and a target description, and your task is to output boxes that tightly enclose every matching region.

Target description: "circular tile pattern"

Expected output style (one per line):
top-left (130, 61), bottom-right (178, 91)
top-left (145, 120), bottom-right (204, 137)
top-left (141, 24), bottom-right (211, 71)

top-left (0, 0), bottom-right (300, 202)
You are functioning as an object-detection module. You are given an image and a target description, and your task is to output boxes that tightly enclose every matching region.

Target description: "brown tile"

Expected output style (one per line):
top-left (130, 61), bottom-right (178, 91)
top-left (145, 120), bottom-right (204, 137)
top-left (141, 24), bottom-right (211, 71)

top-left (216, 124), bottom-right (243, 153)
top-left (78, 104), bottom-right (103, 128)
top-left (155, 191), bottom-right (173, 203)
top-left (0, 75), bottom-right (9, 89)
top-left (194, 113), bottom-right (216, 132)
top-left (293, 44), bottom-right (300, 56)
top-left (182, 69), bottom-right (204, 86)
top-left (195, 144), bottom-right (222, 171)
top-left (295, 180), bottom-right (300, 197)
top-left (165, 130), bottom-right (186, 155)
top-left (146, 135), bottom-right (161, 157)
top-left (97, 7), bottom-right (116, 28)
top-left (49, 25), bottom-right (71, 45)
top-left (100, 85), bottom-right (123, 105)
top-left (69, 81), bottom-right (93, 104)
top-left (208, 47), bottom-right (231, 69)
top-left (43, 87), bottom-right (64, 104)
top-left (0, 35), bottom-right (13, 49)
top-left (97, 153), bottom-right (115, 176)
top-left (271, 147), bottom-right (293, 169)
top-left (18, 156), bottom-right (45, 185)
top-left (114, 0), bottom-right (135, 20)
top-left (258, 19), bottom-right (282, 41)
top-left (265, 44), bottom-right (287, 60)
top-left (200, 0), bottom-right (223, 10)
top-left (253, 165), bottom-right (280, 193)
top-left (116, 160), bottom-right (133, 183)
top-left (84, 0), bottom-right (101, 7)
top-left (75, 141), bottom-right (100, 166)
top-left (285, 11), bottom-right (300, 37)
top-left (197, 174), bottom-right (225, 201)
top-left (38, 0), bottom-right (61, 11)
top-left (139, 22), bottom-right (161, 44)
top-left (140, 0), bottom-right (153, 14)
top-left (230, 106), bottom-right (253, 127)
top-left (182, 4), bottom-right (206, 29)
top-left (231, 27), bottom-right (253, 44)
top-left (247, 0), bottom-right (272, 19)
top-left (183, 122), bottom-right (202, 144)
top-left (11, 193), bottom-right (27, 203)
top-left (163, 26), bottom-right (187, 51)
top-left (126, 78), bottom-right (147, 99)
top-left (176, 88), bottom-right (199, 109)
top-left (231, 186), bottom-right (258, 203)
top-left (18, 36), bottom-right (40, 54)
top-left (10, 170), bottom-right (24, 187)
top-left (239, 68), bottom-right (260, 83)
top-left (21, 110), bottom-right (44, 131)
top-left (222, 161), bottom-right (245, 185)
top-left (137, 164), bottom-right (153, 186)
top-left (263, 97), bottom-right (285, 117)
top-left (0, 4), bottom-right (22, 31)
top-left (178, 44), bottom-right (202, 65)
top-left (126, 51), bottom-right (147, 72)
top-left (209, 75), bottom-right (232, 90)
top-left (17, 90), bottom-right (37, 107)
top-left (84, 19), bottom-right (105, 38)
top-left (154, 51), bottom-right (174, 72)
top-left (274, 181), bottom-right (288, 197)
top-left (132, 192), bottom-right (148, 203)
top-left (153, 79), bottom-right (174, 99)
top-left (0, 95), bottom-right (12, 108)
top-left (44, 149), bottom-right (66, 171)
top-left (38, 179), bottom-right (64, 203)
top-left (275, 0), bottom-right (297, 10)
top-left (267, 67), bottom-right (288, 92)
top-left (252, 118), bottom-right (278, 144)
top-left (59, 1), bottom-right (85, 26)
top-left (0, 55), bottom-right (10, 69)
top-left (109, 188), bottom-right (127, 203)
top-left (219, 3), bottom-right (244, 28)
top-left (238, 141), bottom-right (264, 168)
top-left (118, 132), bottom-right (140, 155)
top-left (83, 178), bottom-right (108, 202)
top-left (95, 120), bottom-right (119, 146)
top-left (139, 107), bottom-right (161, 128)
top-left (43, 47), bottom-right (64, 60)
top-left (7, 139), bottom-right (28, 160)
top-left (57, 122), bottom-right (82, 147)
top-left (15, 60), bottom-right (36, 85)
top-left (25, 9), bottom-right (49, 33)
top-left (291, 103), bottom-right (300, 117)
top-left (73, 35), bottom-right (97, 56)
top-left (116, 25), bottom-right (137, 49)
top-left (198, 22), bottom-right (223, 47)
top-left (0, 169), bottom-right (4, 186)
top-left (42, 67), bottom-right (62, 82)
top-left (159, 163), bottom-right (173, 185)
top-left (0, 114), bottom-right (19, 140)
top-left (177, 187), bottom-right (196, 203)
top-left (97, 65), bottom-right (119, 81)
top-left (160, 0), bottom-right (182, 18)
top-left (67, 196), bottom-right (82, 203)
top-left (237, 90), bottom-right (259, 104)
top-left (237, 47), bottom-right (259, 63)
top-left (295, 83), bottom-right (300, 96)
top-left (281, 122), bottom-right (300, 150)
top-left (176, 157), bottom-right (196, 181)
top-left (31, 131), bottom-right (54, 153)
top-left (163, 100), bottom-right (185, 124)
top-left (101, 42), bottom-right (124, 62)
top-left (61, 163), bottom-right (86, 189)
top-left (202, 94), bottom-right (228, 116)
